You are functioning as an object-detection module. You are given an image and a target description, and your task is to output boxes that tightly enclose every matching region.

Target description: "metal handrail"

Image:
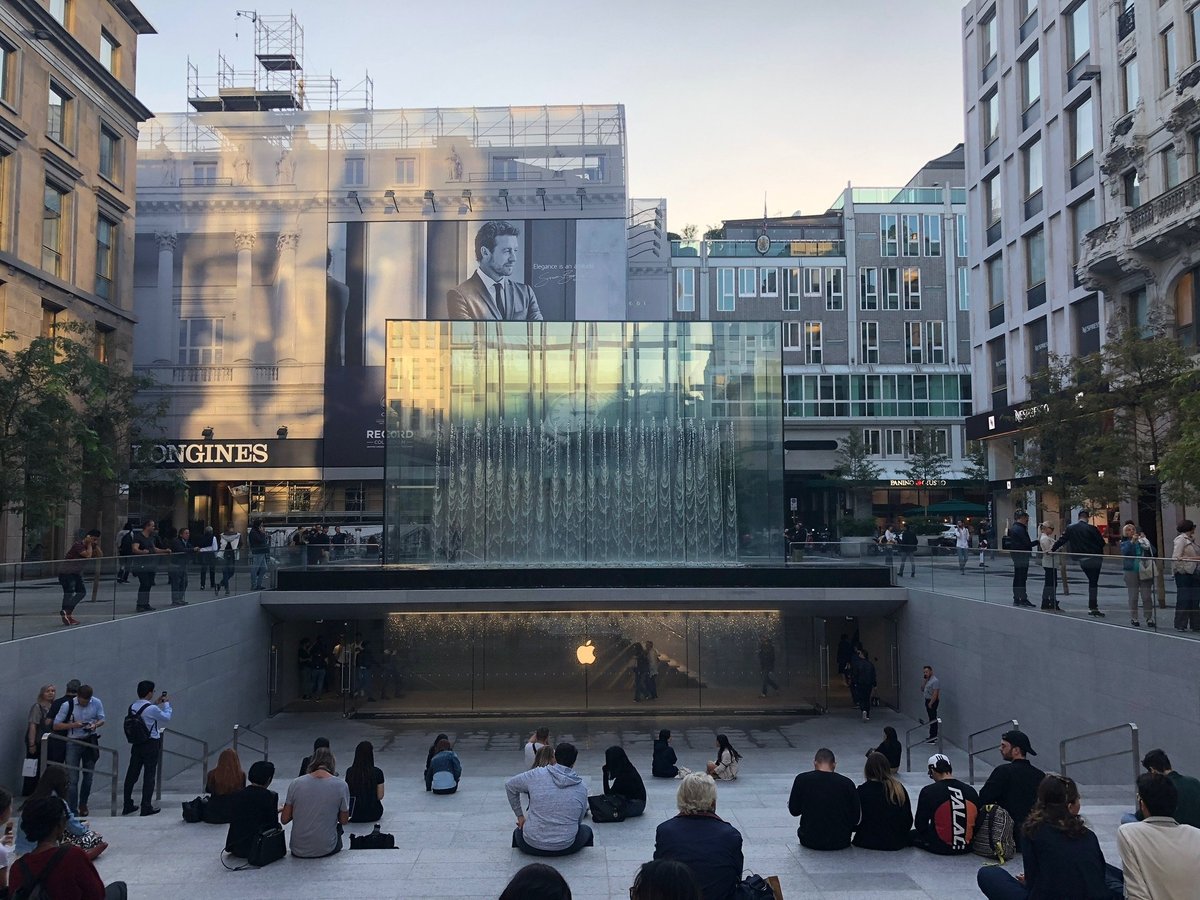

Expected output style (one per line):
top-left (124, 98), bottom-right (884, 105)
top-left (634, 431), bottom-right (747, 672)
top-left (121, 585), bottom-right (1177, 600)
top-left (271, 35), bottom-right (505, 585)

top-left (40, 732), bottom-right (120, 817)
top-left (905, 718), bottom-right (942, 771)
top-left (232, 723), bottom-right (269, 761)
top-left (968, 719), bottom-right (1018, 786)
top-left (155, 727), bottom-right (210, 801)
top-left (1060, 722), bottom-right (1140, 805)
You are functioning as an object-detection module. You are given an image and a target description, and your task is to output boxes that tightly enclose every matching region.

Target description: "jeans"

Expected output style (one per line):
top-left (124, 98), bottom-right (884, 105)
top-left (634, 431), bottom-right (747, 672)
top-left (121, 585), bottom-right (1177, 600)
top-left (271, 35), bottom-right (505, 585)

top-left (1040, 566), bottom-right (1057, 606)
top-left (310, 668), bottom-right (327, 696)
top-left (898, 550), bottom-right (915, 575)
top-left (957, 547), bottom-right (968, 572)
top-left (65, 739), bottom-right (97, 812)
top-left (853, 685), bottom-right (872, 716)
top-left (135, 571), bottom-right (156, 608)
top-left (124, 739), bottom-right (161, 812)
top-left (925, 698), bottom-right (939, 738)
top-left (219, 559), bottom-right (235, 591)
top-left (1012, 562), bottom-right (1030, 602)
top-left (168, 568), bottom-right (188, 604)
top-left (512, 823), bottom-right (593, 857)
top-left (1175, 571), bottom-right (1199, 630)
top-left (198, 555), bottom-right (215, 587)
top-left (250, 553), bottom-right (269, 590)
top-left (59, 573), bottom-right (86, 613)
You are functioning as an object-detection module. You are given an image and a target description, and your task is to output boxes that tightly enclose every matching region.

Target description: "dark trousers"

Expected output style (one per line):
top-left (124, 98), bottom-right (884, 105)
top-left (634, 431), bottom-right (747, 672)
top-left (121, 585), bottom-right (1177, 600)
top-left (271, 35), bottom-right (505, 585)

top-left (219, 559), bottom-right (235, 590)
top-left (198, 556), bottom-right (215, 587)
top-left (925, 698), bottom-right (939, 737)
top-left (135, 571), bottom-right (156, 608)
top-left (1041, 566), bottom-right (1058, 606)
top-left (761, 667), bottom-right (779, 695)
top-left (512, 823), bottom-right (593, 857)
top-left (1012, 562), bottom-right (1030, 602)
top-left (58, 573), bottom-right (86, 613)
top-left (1175, 572), bottom-right (1199, 630)
top-left (124, 739), bottom-right (161, 811)
top-left (978, 862), bottom-right (1124, 900)
top-left (1080, 557), bottom-right (1103, 609)
top-left (898, 549), bottom-right (915, 575)
top-left (852, 685), bottom-right (872, 715)
top-left (168, 568), bottom-right (188, 603)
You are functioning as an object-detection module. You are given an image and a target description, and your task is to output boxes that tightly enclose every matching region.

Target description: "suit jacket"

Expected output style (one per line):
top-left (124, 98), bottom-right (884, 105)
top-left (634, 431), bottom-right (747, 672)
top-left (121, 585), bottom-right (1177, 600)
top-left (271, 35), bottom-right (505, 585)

top-left (446, 272), bottom-right (543, 321)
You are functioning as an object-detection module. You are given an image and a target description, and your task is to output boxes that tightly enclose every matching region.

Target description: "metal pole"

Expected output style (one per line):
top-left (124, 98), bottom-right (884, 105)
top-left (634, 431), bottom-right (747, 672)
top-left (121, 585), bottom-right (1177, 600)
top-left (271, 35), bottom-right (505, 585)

top-left (156, 733), bottom-right (163, 802)
top-left (1130, 724), bottom-right (1140, 808)
top-left (232, 724), bottom-right (240, 756)
top-left (110, 743), bottom-right (118, 817)
top-left (936, 719), bottom-right (943, 756)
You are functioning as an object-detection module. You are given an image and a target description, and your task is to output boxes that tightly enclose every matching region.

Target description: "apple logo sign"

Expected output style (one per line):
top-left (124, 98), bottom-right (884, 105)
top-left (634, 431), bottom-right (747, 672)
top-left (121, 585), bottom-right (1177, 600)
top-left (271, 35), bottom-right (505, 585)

top-left (576, 640), bottom-right (597, 666)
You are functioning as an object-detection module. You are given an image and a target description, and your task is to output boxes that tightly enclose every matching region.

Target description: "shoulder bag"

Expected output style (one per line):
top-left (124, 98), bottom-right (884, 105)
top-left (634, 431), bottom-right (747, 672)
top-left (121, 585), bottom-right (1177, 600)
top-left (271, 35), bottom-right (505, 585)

top-left (587, 793), bottom-right (628, 823)
top-left (221, 825), bottom-right (287, 870)
top-left (181, 796), bottom-right (207, 823)
top-left (349, 824), bottom-right (396, 849)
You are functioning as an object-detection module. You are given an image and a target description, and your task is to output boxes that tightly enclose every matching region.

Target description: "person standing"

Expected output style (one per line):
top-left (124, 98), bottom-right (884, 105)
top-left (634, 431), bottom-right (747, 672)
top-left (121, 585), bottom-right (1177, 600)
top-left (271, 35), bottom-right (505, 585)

top-left (954, 520), bottom-right (971, 574)
top-left (920, 666), bottom-right (940, 743)
top-left (1120, 523), bottom-right (1155, 628)
top-left (217, 523), bottom-right (240, 595)
top-left (1038, 523), bottom-right (1060, 610)
top-left (879, 523), bottom-right (897, 573)
top-left (1172, 519), bottom-right (1199, 632)
top-left (115, 520), bottom-right (135, 584)
top-left (130, 521), bottom-right (170, 611)
top-left (44, 679), bottom-right (79, 769)
top-left (122, 680), bottom-right (171, 816)
top-left (787, 748), bottom-right (861, 851)
top-left (1006, 512), bottom-right (1035, 608)
top-left (1053, 510), bottom-right (1107, 617)
top-left (24, 683), bottom-right (57, 795)
top-left (978, 730), bottom-right (1045, 848)
top-left (898, 523), bottom-right (918, 577)
top-left (196, 526), bottom-right (218, 591)
top-left (758, 636), bottom-right (780, 698)
top-left (849, 647), bottom-right (877, 722)
top-left (53, 684), bottom-right (104, 816)
top-left (166, 526), bottom-right (194, 606)
top-left (977, 519), bottom-right (992, 567)
top-left (57, 530), bottom-right (100, 626)
top-left (643, 641), bottom-right (659, 700)
top-left (632, 642), bottom-right (649, 702)
top-left (248, 519), bottom-right (271, 590)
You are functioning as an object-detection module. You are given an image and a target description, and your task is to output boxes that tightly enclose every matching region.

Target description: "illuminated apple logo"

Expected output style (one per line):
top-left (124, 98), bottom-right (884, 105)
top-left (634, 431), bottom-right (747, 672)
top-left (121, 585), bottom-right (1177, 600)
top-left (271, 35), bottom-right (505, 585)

top-left (576, 640), bottom-right (597, 665)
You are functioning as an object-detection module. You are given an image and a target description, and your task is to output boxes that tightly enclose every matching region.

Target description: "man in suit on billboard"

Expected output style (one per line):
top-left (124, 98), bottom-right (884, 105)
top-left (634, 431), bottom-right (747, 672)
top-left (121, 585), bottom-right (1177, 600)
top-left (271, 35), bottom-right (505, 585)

top-left (447, 220), bottom-right (543, 320)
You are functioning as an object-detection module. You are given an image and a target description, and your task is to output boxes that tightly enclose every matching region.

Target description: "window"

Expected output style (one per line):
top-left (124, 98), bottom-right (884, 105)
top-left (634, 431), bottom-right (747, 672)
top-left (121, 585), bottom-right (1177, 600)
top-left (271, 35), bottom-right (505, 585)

top-left (803, 267), bottom-right (822, 297)
top-left (804, 321), bottom-right (822, 364)
top-left (783, 321), bottom-right (801, 349)
top-left (41, 303), bottom-right (60, 339)
top-left (905, 322), bottom-right (924, 364)
top-left (924, 214), bottom-right (942, 256)
top-left (42, 181), bottom-right (69, 277)
top-left (737, 267), bottom-right (757, 297)
top-left (783, 269), bottom-right (800, 311)
top-left (99, 125), bottom-right (120, 182)
top-left (343, 157), bottom-right (365, 186)
top-left (94, 325), bottom-right (112, 364)
top-left (886, 429), bottom-right (904, 456)
top-left (880, 214), bottom-right (898, 256)
top-left (49, 0), bottom-right (69, 26)
top-left (345, 487), bottom-right (365, 512)
top-left (1193, 5), bottom-right (1200, 65)
top-left (1022, 48), bottom-right (1041, 109)
top-left (1025, 228), bottom-right (1046, 287)
top-left (859, 267), bottom-right (879, 310)
top-left (1071, 194), bottom-right (1095, 263)
top-left (826, 267), bottom-right (844, 311)
top-left (958, 266), bottom-right (970, 310)
top-left (395, 157), bottom-right (416, 184)
top-left (99, 30), bottom-right (118, 75)
top-left (759, 267), bottom-right (778, 297)
top-left (956, 213), bottom-right (968, 257)
top-left (192, 161), bottom-right (217, 184)
top-left (674, 268), bottom-right (695, 312)
top-left (288, 485), bottom-right (313, 513)
top-left (1028, 316), bottom-right (1049, 375)
top-left (717, 268), bottom-right (735, 312)
top-left (928, 321), bottom-right (946, 364)
top-left (1071, 97), bottom-right (1094, 162)
top-left (863, 429), bottom-right (882, 457)
top-left (982, 12), bottom-right (998, 67)
top-left (1024, 139), bottom-right (1043, 197)
top-left (903, 267), bottom-right (922, 310)
top-left (1124, 169), bottom-right (1141, 208)
top-left (1068, 0), bottom-right (1091, 64)
top-left (1164, 148), bottom-right (1181, 189)
top-left (95, 215), bottom-right (116, 300)
top-left (902, 214), bottom-right (921, 256)
top-left (983, 91), bottom-right (1000, 147)
top-left (1163, 25), bottom-right (1178, 88)
top-left (177, 318), bottom-right (224, 365)
top-left (987, 255), bottom-right (1005, 313)
top-left (883, 267), bottom-right (901, 310)
top-left (0, 150), bottom-right (8, 249)
top-left (0, 36), bottom-right (15, 105)
top-left (860, 321), bottom-right (879, 364)
top-left (786, 373), bottom-right (974, 419)
top-left (47, 82), bottom-right (71, 145)
top-left (1122, 57), bottom-right (1139, 115)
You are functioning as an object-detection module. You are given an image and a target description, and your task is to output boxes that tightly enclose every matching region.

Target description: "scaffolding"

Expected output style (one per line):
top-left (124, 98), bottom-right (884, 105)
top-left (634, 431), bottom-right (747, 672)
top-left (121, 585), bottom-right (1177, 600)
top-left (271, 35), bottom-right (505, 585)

top-left (187, 11), bottom-right (309, 112)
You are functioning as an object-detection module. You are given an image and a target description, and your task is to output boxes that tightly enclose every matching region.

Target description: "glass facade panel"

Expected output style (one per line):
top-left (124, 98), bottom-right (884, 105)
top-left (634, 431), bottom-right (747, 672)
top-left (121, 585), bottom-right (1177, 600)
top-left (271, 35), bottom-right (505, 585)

top-left (384, 320), bottom-right (783, 565)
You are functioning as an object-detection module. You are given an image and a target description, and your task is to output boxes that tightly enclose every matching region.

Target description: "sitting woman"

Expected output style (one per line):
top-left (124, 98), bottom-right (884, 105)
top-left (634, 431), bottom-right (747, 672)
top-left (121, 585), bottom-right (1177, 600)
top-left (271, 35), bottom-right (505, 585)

top-left (425, 738), bottom-right (463, 795)
top-left (652, 729), bottom-right (691, 779)
top-left (852, 752), bottom-right (912, 851)
top-left (18, 768), bottom-right (106, 861)
top-left (424, 732), bottom-right (449, 776)
top-left (345, 740), bottom-right (386, 822)
top-left (532, 745), bottom-right (556, 768)
top-left (978, 774), bottom-right (1124, 900)
top-left (705, 735), bottom-right (741, 782)
top-left (653, 773), bottom-right (743, 900)
top-left (225, 760), bottom-right (280, 859)
top-left (601, 745), bottom-right (647, 817)
top-left (869, 726), bottom-right (902, 771)
top-left (9, 796), bottom-right (126, 900)
top-left (204, 748), bottom-right (246, 824)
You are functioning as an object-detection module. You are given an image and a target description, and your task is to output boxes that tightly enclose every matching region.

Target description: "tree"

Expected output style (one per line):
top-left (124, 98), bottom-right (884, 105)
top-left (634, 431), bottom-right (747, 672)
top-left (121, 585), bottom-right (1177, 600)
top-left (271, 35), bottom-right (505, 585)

top-left (831, 431), bottom-right (882, 521)
top-left (900, 426), bottom-right (951, 516)
top-left (679, 224), bottom-right (699, 241)
top-left (1160, 387), bottom-right (1200, 507)
top-left (964, 439), bottom-right (990, 484)
top-left (703, 224), bottom-right (726, 240)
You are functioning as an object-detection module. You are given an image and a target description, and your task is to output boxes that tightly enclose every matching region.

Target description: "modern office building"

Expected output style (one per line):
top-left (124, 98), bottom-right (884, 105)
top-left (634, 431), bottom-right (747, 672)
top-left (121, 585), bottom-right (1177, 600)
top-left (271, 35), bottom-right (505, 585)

top-left (0, 0), bottom-right (154, 559)
top-left (668, 149), bottom-right (977, 528)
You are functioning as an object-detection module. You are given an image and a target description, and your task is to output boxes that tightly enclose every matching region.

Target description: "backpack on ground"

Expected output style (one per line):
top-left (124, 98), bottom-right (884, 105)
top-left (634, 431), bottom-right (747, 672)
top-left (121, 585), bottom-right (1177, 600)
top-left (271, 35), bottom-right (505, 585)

top-left (123, 703), bottom-right (153, 745)
top-left (972, 803), bottom-right (1016, 862)
top-left (349, 824), bottom-right (396, 849)
top-left (13, 846), bottom-right (69, 900)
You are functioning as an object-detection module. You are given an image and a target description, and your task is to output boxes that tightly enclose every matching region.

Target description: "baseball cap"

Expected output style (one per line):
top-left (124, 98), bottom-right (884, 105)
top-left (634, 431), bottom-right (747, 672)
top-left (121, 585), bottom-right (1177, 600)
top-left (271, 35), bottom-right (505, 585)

top-left (65, 679), bottom-right (82, 693)
top-left (927, 754), bottom-right (953, 773)
top-left (1001, 729), bottom-right (1037, 756)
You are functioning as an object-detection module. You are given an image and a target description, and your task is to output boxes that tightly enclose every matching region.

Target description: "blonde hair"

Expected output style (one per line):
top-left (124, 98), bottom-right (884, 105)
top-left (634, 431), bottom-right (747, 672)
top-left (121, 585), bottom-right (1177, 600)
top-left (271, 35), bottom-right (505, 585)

top-left (676, 772), bottom-right (717, 815)
top-left (532, 745), bottom-right (555, 767)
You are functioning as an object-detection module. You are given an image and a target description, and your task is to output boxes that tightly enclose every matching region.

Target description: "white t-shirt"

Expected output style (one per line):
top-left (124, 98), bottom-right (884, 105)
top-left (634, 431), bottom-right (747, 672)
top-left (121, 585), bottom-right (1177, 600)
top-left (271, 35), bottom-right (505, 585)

top-left (524, 741), bottom-right (546, 767)
top-left (955, 527), bottom-right (970, 549)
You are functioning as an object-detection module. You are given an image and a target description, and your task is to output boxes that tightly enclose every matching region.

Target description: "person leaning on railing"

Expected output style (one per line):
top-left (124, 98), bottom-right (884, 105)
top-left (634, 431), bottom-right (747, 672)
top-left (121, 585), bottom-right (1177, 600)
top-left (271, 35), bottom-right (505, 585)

top-left (1172, 520), bottom-right (1199, 632)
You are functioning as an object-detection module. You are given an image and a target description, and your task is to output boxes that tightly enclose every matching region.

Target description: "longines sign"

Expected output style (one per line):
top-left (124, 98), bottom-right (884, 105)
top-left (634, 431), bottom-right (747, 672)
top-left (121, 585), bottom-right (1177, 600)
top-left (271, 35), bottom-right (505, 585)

top-left (132, 439), bottom-right (322, 468)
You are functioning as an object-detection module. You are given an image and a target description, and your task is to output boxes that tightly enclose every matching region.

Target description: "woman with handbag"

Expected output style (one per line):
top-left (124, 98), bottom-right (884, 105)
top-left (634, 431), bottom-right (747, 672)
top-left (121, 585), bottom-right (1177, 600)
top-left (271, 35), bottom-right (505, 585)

top-left (601, 746), bottom-right (646, 818)
top-left (346, 741), bottom-right (386, 820)
top-left (17, 768), bottom-right (106, 861)
top-left (225, 761), bottom-right (281, 860)
top-left (23, 683), bottom-right (56, 795)
top-left (204, 749), bottom-right (247, 824)
top-left (1120, 523), bottom-right (1155, 628)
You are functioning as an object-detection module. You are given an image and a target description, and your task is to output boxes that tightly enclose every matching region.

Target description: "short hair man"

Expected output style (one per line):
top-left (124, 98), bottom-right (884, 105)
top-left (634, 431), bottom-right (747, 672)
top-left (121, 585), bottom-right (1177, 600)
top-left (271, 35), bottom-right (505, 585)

top-left (130, 521), bottom-right (170, 611)
top-left (446, 220), bottom-right (543, 321)
top-left (122, 679), bottom-right (172, 816)
top-left (787, 748), bottom-right (860, 850)
top-left (1007, 512), bottom-right (1035, 607)
top-left (911, 754), bottom-right (980, 854)
top-left (505, 741), bottom-right (591, 856)
top-left (1121, 749), bottom-right (1200, 828)
top-left (921, 665), bottom-right (940, 742)
top-left (978, 729), bottom-right (1045, 847)
top-left (53, 683), bottom-right (104, 816)
top-left (1118, 773), bottom-right (1200, 900)
top-left (282, 748), bottom-right (350, 857)
top-left (1052, 510), bottom-right (1107, 616)
top-left (58, 529), bottom-right (101, 624)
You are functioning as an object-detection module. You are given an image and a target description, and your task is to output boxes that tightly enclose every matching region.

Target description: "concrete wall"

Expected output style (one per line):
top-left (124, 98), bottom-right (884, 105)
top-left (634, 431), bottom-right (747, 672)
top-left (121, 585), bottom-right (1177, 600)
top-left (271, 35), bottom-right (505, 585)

top-left (897, 589), bottom-right (1200, 784)
top-left (0, 595), bottom-right (273, 794)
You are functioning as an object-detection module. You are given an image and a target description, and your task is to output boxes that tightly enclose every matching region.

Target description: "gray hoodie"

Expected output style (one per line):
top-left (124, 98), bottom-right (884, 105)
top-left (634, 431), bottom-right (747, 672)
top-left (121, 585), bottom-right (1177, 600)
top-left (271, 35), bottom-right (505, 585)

top-left (505, 764), bottom-right (588, 851)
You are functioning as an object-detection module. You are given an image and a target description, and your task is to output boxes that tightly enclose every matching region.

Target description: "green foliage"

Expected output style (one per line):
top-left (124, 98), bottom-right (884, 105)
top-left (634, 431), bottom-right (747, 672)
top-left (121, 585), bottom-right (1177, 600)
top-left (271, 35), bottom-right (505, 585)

top-left (899, 427), bottom-right (951, 484)
top-left (837, 516), bottom-right (878, 537)
top-left (679, 224), bottom-right (699, 241)
top-left (831, 431), bottom-right (883, 519)
top-left (902, 515), bottom-right (949, 535)
top-left (964, 440), bottom-right (989, 484)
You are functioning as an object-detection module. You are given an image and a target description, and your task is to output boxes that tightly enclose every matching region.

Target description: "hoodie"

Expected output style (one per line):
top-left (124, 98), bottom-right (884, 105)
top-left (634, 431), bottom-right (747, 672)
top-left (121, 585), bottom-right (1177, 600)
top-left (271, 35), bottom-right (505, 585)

top-left (652, 739), bottom-right (679, 778)
top-left (505, 764), bottom-right (587, 851)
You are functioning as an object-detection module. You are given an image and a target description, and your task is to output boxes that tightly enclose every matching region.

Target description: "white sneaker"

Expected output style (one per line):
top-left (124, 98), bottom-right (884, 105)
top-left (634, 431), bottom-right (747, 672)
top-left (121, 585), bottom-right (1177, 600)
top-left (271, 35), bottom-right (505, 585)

top-left (862, 711), bottom-right (868, 722)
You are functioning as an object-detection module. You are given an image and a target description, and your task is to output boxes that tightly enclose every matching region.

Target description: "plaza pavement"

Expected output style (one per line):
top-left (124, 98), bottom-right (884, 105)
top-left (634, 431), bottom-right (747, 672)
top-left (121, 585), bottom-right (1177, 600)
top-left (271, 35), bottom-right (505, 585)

top-left (75, 708), bottom-right (1136, 899)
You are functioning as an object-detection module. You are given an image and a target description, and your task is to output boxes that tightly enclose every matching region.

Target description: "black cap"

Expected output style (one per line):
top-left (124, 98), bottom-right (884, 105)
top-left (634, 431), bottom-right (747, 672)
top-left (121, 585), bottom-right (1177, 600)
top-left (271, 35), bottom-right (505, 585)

top-left (1002, 730), bottom-right (1037, 756)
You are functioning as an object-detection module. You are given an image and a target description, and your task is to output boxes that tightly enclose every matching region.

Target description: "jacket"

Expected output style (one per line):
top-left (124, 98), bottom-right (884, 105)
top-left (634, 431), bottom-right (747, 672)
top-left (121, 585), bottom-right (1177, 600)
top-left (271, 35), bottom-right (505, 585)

top-left (654, 813), bottom-right (743, 900)
top-left (504, 764), bottom-right (587, 852)
top-left (1007, 521), bottom-right (1033, 555)
top-left (1117, 817), bottom-right (1200, 900)
top-left (979, 758), bottom-right (1046, 837)
top-left (652, 739), bottom-right (679, 778)
top-left (1054, 521), bottom-right (1105, 556)
top-left (913, 778), bottom-right (980, 854)
top-left (1174, 532), bottom-right (1199, 575)
top-left (1038, 533), bottom-right (1058, 568)
top-left (427, 750), bottom-right (461, 791)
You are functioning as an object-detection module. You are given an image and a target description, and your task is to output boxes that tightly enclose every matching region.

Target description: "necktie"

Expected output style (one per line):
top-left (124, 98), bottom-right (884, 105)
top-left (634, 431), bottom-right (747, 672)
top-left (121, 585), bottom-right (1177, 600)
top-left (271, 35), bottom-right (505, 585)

top-left (494, 282), bottom-right (504, 318)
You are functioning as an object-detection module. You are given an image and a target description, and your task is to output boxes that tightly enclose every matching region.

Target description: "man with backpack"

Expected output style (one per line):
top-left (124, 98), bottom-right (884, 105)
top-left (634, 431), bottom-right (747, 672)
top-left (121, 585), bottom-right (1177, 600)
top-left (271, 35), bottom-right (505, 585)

top-left (978, 730), bottom-right (1045, 850)
top-left (122, 680), bottom-right (173, 816)
top-left (898, 523), bottom-right (919, 577)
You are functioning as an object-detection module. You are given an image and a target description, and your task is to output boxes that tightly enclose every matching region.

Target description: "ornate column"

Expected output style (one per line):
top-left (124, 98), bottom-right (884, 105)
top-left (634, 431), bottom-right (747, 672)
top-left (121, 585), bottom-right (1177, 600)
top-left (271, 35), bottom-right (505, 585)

top-left (233, 230), bottom-right (256, 362)
top-left (154, 231), bottom-right (177, 365)
top-left (274, 231), bottom-right (301, 362)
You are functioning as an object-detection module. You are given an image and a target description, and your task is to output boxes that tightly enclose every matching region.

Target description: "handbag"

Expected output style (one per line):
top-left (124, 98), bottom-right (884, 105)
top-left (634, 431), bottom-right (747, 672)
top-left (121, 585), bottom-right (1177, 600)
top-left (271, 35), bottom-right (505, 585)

top-left (738, 872), bottom-right (782, 900)
top-left (1139, 557), bottom-right (1157, 581)
top-left (63, 828), bottom-right (104, 851)
top-left (247, 826), bottom-right (287, 866)
top-left (587, 794), bottom-right (627, 823)
top-left (181, 796), bottom-right (208, 823)
top-left (21, 757), bottom-right (38, 778)
top-left (349, 824), bottom-right (396, 849)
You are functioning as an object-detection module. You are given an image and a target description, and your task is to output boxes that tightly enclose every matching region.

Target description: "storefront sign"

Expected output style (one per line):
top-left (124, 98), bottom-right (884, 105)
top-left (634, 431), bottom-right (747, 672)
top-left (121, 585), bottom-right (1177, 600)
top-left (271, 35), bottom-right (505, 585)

top-left (133, 439), bottom-right (323, 468)
top-left (889, 479), bottom-right (948, 487)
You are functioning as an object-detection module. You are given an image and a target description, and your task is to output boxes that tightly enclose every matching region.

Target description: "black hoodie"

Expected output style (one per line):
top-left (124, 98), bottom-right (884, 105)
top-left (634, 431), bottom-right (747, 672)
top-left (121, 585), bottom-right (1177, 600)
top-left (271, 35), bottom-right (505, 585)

top-left (652, 738), bottom-right (679, 778)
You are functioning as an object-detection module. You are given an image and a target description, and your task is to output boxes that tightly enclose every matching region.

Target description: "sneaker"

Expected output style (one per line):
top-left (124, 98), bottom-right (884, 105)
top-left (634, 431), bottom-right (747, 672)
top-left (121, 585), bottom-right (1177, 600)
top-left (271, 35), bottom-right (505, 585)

top-left (78, 805), bottom-right (89, 817)
top-left (140, 806), bottom-right (161, 817)
top-left (1088, 609), bottom-right (1106, 617)
top-left (1131, 620), bottom-right (1141, 627)
top-left (121, 804), bottom-right (137, 816)
top-left (135, 605), bottom-right (156, 612)
top-left (1147, 619), bottom-right (1156, 628)
top-left (59, 611), bottom-right (71, 626)
top-left (170, 600), bottom-right (189, 606)
top-left (861, 711), bottom-right (868, 722)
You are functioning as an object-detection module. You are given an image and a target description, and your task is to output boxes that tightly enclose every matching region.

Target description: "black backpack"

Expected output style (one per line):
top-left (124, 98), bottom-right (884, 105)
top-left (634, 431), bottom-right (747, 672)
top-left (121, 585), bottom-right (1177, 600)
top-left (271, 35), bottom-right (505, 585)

top-left (901, 530), bottom-right (918, 547)
top-left (13, 846), bottom-right (69, 900)
top-left (123, 702), bottom-right (153, 744)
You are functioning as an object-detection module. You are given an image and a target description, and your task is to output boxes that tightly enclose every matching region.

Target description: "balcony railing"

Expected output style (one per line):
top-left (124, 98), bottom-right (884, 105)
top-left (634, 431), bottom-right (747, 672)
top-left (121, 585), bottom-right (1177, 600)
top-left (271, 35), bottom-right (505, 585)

top-left (1128, 173), bottom-right (1200, 236)
top-left (1118, 5), bottom-right (1135, 41)
top-left (669, 240), bottom-right (846, 259)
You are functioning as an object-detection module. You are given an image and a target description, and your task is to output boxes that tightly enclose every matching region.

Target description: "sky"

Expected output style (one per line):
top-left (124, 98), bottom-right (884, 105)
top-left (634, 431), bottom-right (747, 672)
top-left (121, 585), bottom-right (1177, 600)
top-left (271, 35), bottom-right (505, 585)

top-left (133, 0), bottom-right (966, 231)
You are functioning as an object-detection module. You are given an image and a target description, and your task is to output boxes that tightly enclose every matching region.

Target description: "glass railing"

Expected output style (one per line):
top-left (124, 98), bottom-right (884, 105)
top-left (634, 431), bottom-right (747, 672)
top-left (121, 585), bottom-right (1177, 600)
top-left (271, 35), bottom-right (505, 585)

top-left (706, 239), bottom-right (844, 258)
top-left (829, 187), bottom-right (967, 209)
